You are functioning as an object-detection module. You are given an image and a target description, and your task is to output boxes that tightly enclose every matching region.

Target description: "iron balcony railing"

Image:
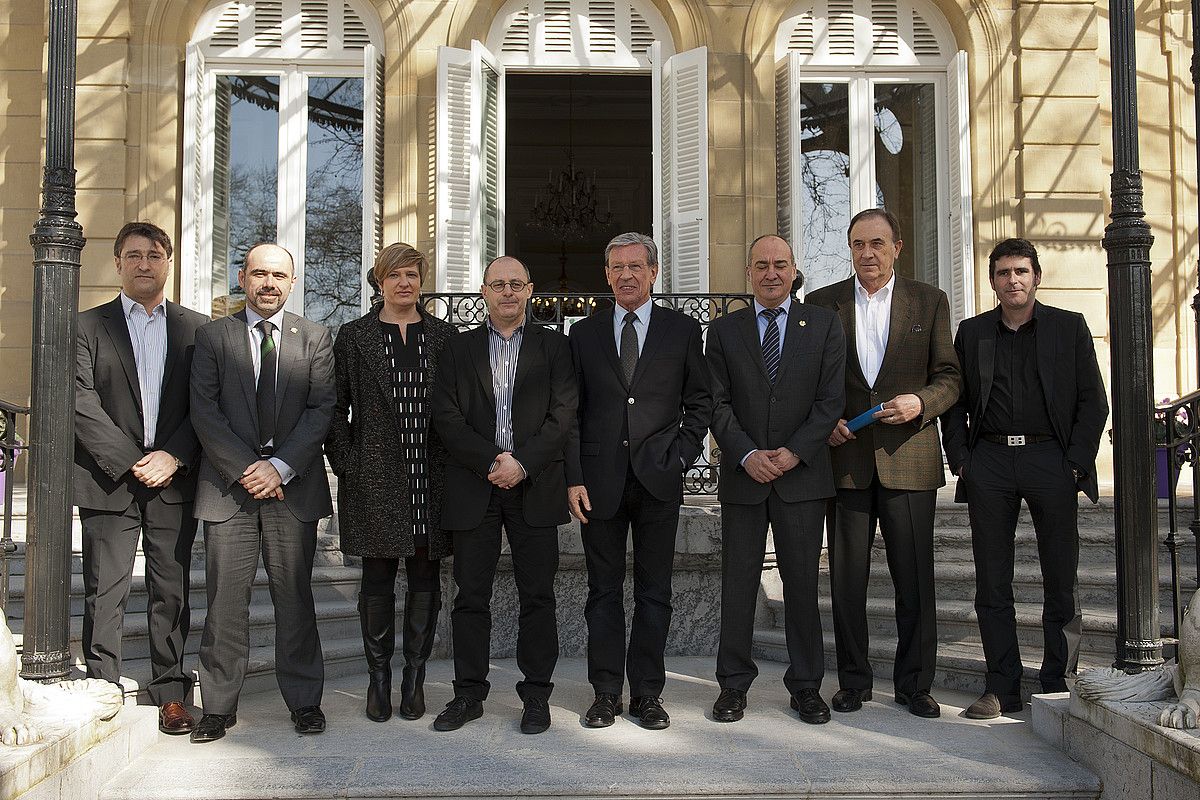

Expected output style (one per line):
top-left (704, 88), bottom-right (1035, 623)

top-left (422, 292), bottom-right (754, 495)
top-left (0, 399), bottom-right (29, 615)
top-left (1153, 391), bottom-right (1200, 648)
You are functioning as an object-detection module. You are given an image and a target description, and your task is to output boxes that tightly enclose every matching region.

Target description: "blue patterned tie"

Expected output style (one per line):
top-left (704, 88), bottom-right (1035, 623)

top-left (761, 307), bottom-right (783, 384)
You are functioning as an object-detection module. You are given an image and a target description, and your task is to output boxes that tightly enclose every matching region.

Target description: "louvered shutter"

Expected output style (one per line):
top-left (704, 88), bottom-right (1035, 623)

top-left (211, 77), bottom-right (232, 308)
top-left (657, 46), bottom-right (708, 293)
top-left (476, 41), bottom-right (505, 269)
top-left (436, 46), bottom-right (474, 291)
top-left (775, 52), bottom-right (802, 262)
top-left (362, 44), bottom-right (384, 310)
top-left (181, 42), bottom-right (214, 315)
top-left (945, 49), bottom-right (974, 330)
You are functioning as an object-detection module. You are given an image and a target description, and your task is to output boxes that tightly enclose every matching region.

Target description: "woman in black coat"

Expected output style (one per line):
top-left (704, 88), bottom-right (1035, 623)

top-left (326, 243), bottom-right (457, 722)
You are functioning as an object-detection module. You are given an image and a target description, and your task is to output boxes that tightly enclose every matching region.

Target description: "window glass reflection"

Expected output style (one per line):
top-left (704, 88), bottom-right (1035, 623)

top-left (874, 83), bottom-right (938, 285)
top-left (798, 82), bottom-right (853, 292)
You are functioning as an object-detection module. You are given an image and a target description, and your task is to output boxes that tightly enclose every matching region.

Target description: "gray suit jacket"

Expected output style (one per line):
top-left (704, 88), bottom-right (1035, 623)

top-left (706, 301), bottom-right (846, 504)
top-left (190, 310), bottom-right (335, 523)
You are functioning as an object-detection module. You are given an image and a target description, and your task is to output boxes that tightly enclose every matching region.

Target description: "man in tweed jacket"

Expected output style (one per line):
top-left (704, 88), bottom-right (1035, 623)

top-left (806, 208), bottom-right (961, 719)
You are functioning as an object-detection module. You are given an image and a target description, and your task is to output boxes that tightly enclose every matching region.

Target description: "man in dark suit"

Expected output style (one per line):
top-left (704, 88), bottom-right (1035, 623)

top-left (706, 235), bottom-right (845, 724)
top-left (566, 232), bottom-right (712, 730)
top-left (807, 208), bottom-right (961, 719)
top-left (188, 243), bottom-right (335, 743)
top-left (430, 256), bottom-right (576, 735)
top-left (74, 221), bottom-right (208, 735)
top-left (942, 238), bottom-right (1108, 719)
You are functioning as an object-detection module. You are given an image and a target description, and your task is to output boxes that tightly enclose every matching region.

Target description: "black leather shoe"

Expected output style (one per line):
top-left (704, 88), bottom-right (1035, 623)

top-left (629, 696), bottom-right (670, 730)
top-left (896, 690), bottom-right (941, 718)
top-left (964, 692), bottom-right (1023, 720)
top-left (520, 697), bottom-right (551, 734)
top-left (1041, 679), bottom-right (1069, 694)
top-left (831, 687), bottom-right (871, 713)
top-left (583, 693), bottom-right (622, 728)
top-left (291, 705), bottom-right (326, 734)
top-left (789, 688), bottom-right (831, 724)
top-left (433, 696), bottom-right (483, 731)
top-left (712, 688), bottom-right (747, 722)
top-left (190, 713), bottom-right (236, 744)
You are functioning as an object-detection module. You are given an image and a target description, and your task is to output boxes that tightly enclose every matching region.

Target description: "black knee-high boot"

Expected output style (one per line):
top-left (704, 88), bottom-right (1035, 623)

top-left (399, 591), bottom-right (440, 720)
top-left (359, 593), bottom-right (396, 722)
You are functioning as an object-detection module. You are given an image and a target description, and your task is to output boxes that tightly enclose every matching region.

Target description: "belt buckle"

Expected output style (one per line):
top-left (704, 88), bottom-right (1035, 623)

top-left (1007, 435), bottom-right (1026, 447)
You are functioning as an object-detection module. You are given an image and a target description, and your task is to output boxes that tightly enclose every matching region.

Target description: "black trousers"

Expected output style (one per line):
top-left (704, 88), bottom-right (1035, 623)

top-left (450, 486), bottom-right (559, 702)
top-left (198, 500), bottom-right (323, 715)
top-left (828, 477), bottom-right (937, 696)
top-left (963, 439), bottom-right (1081, 699)
top-left (581, 470), bottom-right (679, 698)
top-left (717, 492), bottom-right (825, 694)
top-left (79, 491), bottom-right (197, 705)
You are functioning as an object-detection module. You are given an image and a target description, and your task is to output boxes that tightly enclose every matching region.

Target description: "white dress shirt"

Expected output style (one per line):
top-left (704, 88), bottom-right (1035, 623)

top-left (243, 306), bottom-right (295, 483)
top-left (740, 297), bottom-right (794, 467)
top-left (854, 271), bottom-right (895, 388)
top-left (612, 297), bottom-right (653, 355)
top-left (120, 292), bottom-right (168, 448)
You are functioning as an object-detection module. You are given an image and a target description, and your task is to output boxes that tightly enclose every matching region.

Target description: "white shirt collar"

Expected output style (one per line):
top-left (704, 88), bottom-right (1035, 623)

top-left (120, 292), bottom-right (166, 318)
top-left (855, 271), bottom-right (896, 301)
top-left (617, 297), bottom-right (654, 326)
top-left (754, 296), bottom-right (792, 318)
top-left (244, 304), bottom-right (287, 332)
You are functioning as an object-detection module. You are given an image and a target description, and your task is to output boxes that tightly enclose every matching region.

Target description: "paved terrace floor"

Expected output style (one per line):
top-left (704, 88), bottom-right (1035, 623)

top-left (101, 657), bottom-right (1099, 800)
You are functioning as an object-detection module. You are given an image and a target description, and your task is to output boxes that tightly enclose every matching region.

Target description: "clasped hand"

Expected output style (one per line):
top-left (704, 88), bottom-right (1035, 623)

top-left (131, 450), bottom-right (178, 488)
top-left (743, 448), bottom-right (800, 484)
top-left (488, 452), bottom-right (525, 490)
top-left (240, 459), bottom-right (284, 500)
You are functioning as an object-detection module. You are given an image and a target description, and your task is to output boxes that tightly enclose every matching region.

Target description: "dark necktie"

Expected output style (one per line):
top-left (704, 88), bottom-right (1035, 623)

top-left (620, 311), bottom-right (639, 385)
top-left (761, 307), bottom-right (783, 384)
top-left (256, 319), bottom-right (277, 451)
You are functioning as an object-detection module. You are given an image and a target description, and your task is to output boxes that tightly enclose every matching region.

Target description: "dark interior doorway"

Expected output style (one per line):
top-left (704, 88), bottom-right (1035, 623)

top-left (505, 73), bottom-right (653, 293)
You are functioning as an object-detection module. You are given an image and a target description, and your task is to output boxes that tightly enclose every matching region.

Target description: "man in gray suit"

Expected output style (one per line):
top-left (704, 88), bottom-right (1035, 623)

top-left (706, 235), bottom-right (846, 724)
top-left (188, 243), bottom-right (335, 743)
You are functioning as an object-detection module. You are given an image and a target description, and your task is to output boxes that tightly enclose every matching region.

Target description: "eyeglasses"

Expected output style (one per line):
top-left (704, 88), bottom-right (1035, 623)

top-left (606, 263), bottom-right (649, 275)
top-left (485, 279), bottom-right (529, 292)
top-left (120, 252), bottom-right (168, 265)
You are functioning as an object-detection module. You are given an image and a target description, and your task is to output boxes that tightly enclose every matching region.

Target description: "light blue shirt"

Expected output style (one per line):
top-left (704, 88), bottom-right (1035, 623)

top-left (119, 293), bottom-right (167, 448)
top-left (612, 298), bottom-right (653, 355)
top-left (243, 305), bottom-right (295, 484)
top-left (754, 296), bottom-right (792, 350)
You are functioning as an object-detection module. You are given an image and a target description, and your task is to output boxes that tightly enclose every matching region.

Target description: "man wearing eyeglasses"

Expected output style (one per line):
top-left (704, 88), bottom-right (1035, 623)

top-left (431, 256), bottom-right (577, 734)
top-left (566, 232), bottom-right (713, 730)
top-left (74, 221), bottom-right (209, 734)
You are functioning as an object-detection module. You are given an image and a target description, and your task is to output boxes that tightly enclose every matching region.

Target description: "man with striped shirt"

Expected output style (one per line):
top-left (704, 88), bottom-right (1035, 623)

top-left (431, 256), bottom-right (577, 734)
top-left (74, 221), bottom-right (209, 734)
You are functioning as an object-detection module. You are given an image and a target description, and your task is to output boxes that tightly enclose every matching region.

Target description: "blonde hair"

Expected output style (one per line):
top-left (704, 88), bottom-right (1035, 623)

top-left (372, 243), bottom-right (428, 288)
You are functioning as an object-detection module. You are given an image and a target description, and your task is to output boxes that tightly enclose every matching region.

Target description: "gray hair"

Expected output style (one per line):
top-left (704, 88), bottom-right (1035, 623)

top-left (604, 232), bottom-right (658, 267)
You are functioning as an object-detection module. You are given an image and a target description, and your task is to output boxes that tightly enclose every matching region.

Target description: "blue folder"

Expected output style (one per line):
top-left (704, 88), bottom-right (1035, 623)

top-left (846, 404), bottom-right (884, 433)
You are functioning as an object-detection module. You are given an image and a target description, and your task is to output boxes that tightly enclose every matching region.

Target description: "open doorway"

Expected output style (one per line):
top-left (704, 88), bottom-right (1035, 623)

top-left (504, 73), bottom-right (653, 293)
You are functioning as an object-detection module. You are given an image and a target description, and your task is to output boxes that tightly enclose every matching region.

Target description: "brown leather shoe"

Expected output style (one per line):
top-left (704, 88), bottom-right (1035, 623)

top-left (158, 701), bottom-right (195, 735)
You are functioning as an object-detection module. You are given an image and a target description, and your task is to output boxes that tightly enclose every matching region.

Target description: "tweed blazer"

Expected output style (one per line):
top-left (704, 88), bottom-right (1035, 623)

top-left (325, 306), bottom-right (457, 559)
top-left (806, 274), bottom-right (962, 491)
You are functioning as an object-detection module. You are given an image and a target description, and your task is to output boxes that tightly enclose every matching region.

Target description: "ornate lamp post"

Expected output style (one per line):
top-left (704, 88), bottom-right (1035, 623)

top-left (1104, 0), bottom-right (1163, 672)
top-left (21, 0), bottom-right (84, 681)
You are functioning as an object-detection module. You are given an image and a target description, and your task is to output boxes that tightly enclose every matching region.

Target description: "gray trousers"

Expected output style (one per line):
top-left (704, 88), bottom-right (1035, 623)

top-left (197, 500), bottom-right (323, 714)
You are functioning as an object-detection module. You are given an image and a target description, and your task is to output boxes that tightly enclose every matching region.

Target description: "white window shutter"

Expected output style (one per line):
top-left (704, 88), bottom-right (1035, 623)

top-left (945, 49), bottom-right (974, 330)
top-left (659, 45), bottom-right (708, 293)
top-left (181, 42), bottom-right (214, 315)
top-left (362, 43), bottom-right (384, 310)
top-left (436, 46), bottom-right (474, 291)
top-left (474, 41), bottom-right (505, 270)
top-left (775, 52), bottom-right (802, 261)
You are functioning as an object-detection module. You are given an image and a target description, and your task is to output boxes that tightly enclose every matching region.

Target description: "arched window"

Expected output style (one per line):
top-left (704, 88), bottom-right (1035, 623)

top-left (182, 0), bottom-right (384, 326)
top-left (775, 0), bottom-right (974, 326)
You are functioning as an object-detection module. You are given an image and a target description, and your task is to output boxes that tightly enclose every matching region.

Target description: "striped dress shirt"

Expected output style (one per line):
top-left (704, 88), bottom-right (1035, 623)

top-left (120, 292), bottom-right (167, 448)
top-left (486, 317), bottom-right (524, 452)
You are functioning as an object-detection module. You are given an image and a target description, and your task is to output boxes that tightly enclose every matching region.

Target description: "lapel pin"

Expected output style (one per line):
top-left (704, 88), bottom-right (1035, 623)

top-left (290, 327), bottom-right (298, 334)
top-left (910, 324), bottom-right (923, 333)
top-left (798, 320), bottom-right (807, 327)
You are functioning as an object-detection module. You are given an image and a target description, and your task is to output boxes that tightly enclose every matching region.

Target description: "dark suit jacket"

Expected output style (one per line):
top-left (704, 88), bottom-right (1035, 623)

top-left (565, 303), bottom-right (713, 519)
top-left (190, 310), bottom-right (335, 524)
top-left (707, 302), bottom-right (846, 504)
top-left (325, 306), bottom-right (457, 559)
top-left (432, 322), bottom-right (577, 530)
top-left (807, 275), bottom-right (962, 491)
top-left (941, 302), bottom-right (1109, 503)
top-left (74, 296), bottom-right (208, 511)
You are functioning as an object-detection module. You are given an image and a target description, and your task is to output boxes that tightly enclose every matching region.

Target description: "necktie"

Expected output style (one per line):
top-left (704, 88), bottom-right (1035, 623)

top-left (761, 307), bottom-right (783, 384)
top-left (256, 320), bottom-right (277, 451)
top-left (620, 311), bottom-right (639, 385)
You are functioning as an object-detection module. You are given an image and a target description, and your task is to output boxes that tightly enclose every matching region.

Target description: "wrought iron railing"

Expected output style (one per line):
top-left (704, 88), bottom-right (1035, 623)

top-left (423, 292), bottom-right (753, 495)
top-left (1153, 391), bottom-right (1200, 645)
top-left (0, 399), bottom-right (29, 615)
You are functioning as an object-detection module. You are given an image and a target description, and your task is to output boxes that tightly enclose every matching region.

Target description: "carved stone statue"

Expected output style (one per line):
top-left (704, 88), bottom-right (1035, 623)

top-left (0, 611), bottom-right (123, 746)
top-left (1160, 587), bottom-right (1200, 729)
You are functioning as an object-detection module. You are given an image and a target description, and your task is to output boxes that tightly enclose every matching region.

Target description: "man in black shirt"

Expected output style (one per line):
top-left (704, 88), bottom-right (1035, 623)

top-left (942, 238), bottom-right (1108, 719)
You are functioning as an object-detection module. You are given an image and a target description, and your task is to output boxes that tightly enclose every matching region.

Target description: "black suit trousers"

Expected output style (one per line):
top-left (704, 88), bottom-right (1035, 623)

top-left (828, 477), bottom-right (937, 695)
top-left (718, 492), bottom-right (825, 693)
top-left (581, 469), bottom-right (679, 697)
top-left (450, 487), bottom-right (559, 702)
top-left (963, 439), bottom-right (1081, 699)
top-left (79, 491), bottom-right (196, 705)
